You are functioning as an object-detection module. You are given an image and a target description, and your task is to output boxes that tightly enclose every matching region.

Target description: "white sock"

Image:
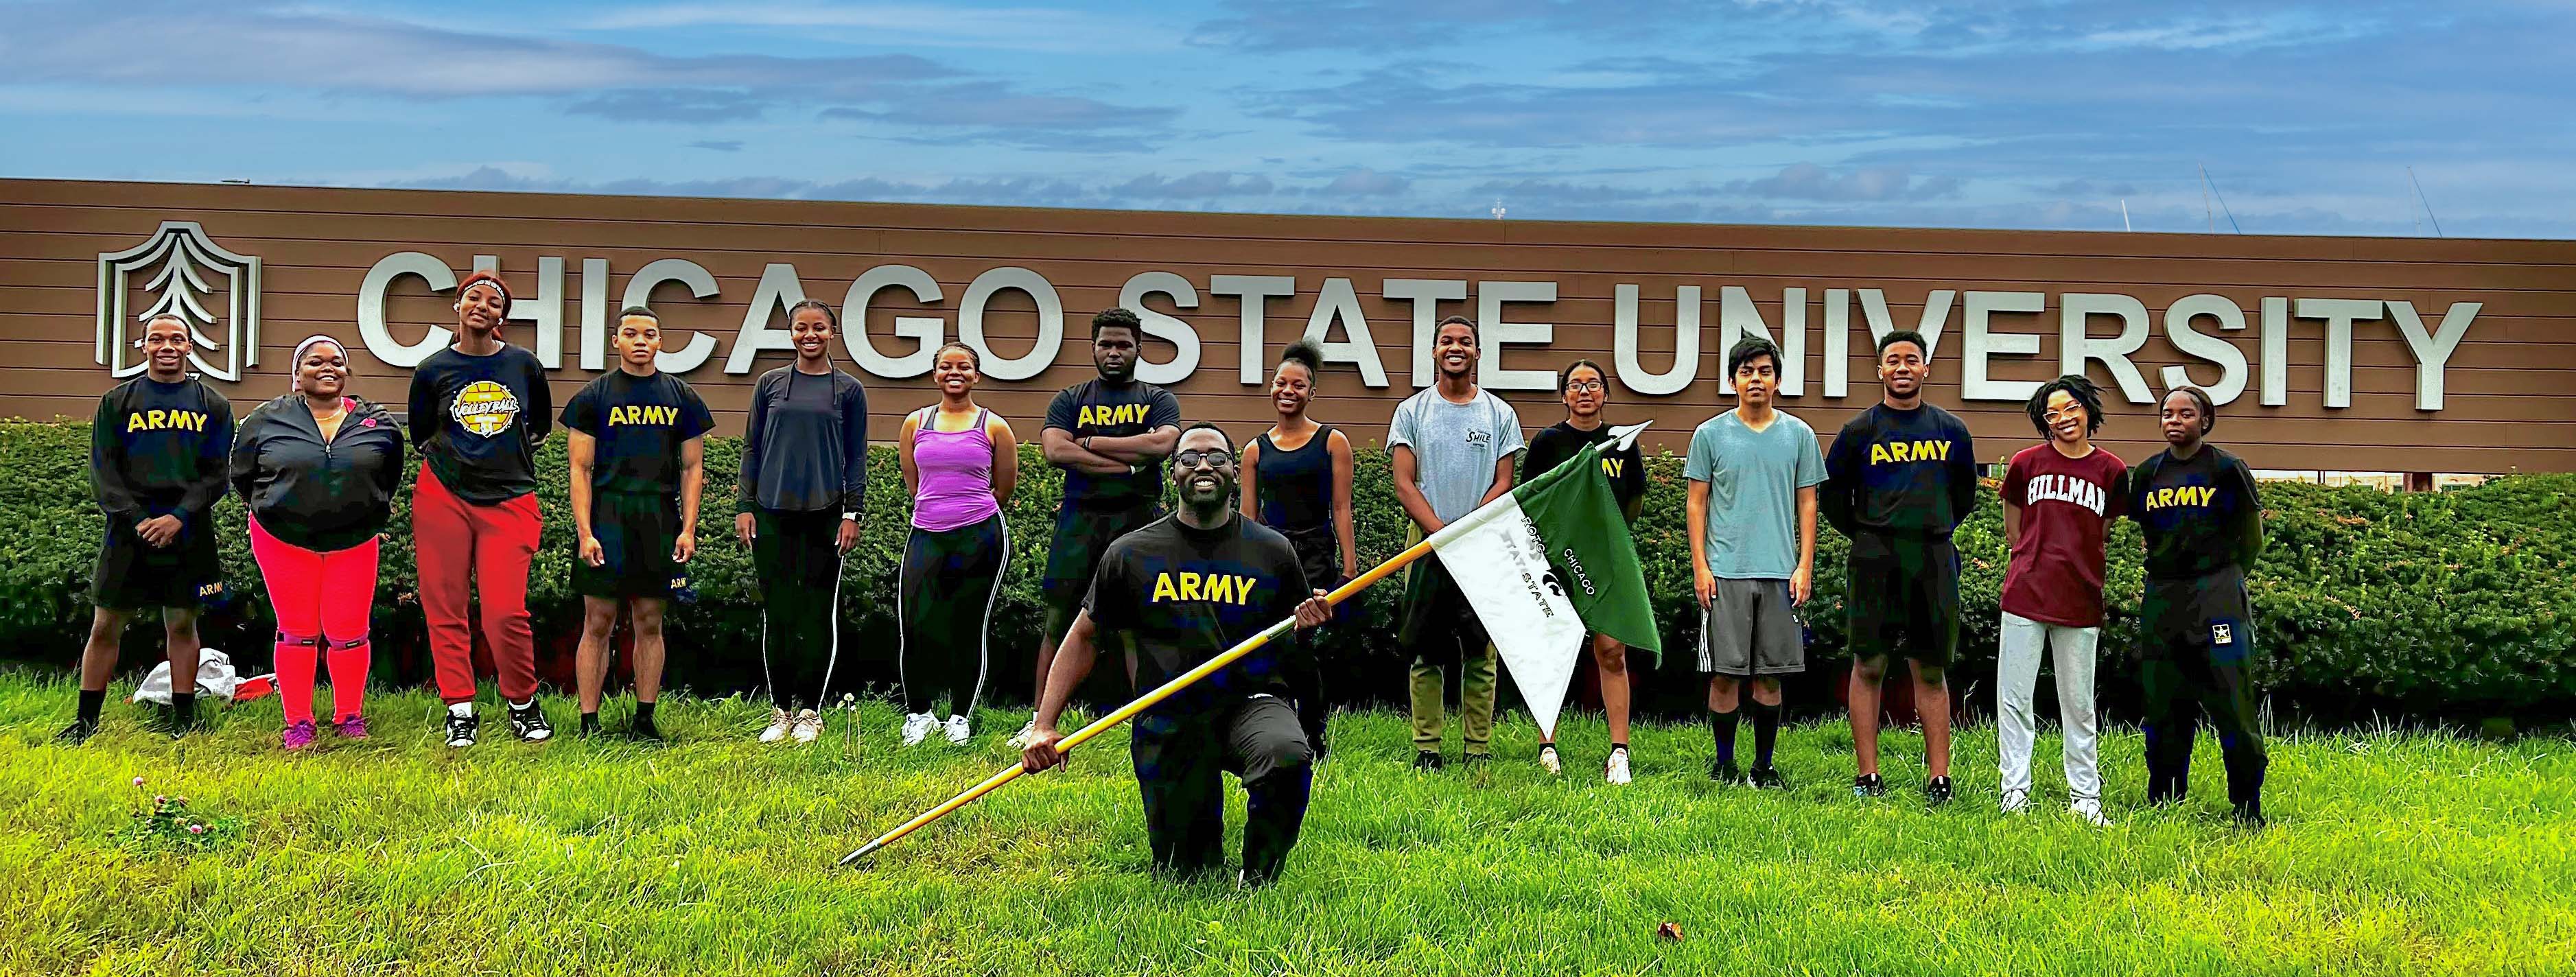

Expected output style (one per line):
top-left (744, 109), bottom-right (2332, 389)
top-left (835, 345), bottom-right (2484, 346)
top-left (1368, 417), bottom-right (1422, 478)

top-left (448, 703), bottom-right (473, 718)
top-left (508, 698), bottom-right (532, 710)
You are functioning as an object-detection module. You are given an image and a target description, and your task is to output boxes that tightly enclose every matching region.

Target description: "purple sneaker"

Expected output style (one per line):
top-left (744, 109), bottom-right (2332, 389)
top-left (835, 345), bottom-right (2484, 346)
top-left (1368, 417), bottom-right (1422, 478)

top-left (333, 716), bottom-right (370, 740)
top-left (281, 720), bottom-right (318, 751)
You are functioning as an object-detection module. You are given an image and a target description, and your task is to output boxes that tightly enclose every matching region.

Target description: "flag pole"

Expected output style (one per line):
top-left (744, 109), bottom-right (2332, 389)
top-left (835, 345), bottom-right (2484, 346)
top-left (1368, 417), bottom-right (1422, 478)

top-left (839, 536), bottom-right (1438, 867)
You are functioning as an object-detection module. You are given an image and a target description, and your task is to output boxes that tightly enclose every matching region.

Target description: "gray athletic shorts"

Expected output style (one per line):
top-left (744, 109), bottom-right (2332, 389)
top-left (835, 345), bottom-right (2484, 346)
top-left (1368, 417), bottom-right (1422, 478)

top-left (1698, 578), bottom-right (1804, 676)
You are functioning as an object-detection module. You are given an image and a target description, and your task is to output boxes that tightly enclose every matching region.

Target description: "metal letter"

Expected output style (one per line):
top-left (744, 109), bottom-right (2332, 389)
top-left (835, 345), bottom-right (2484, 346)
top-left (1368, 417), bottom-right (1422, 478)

top-left (1720, 286), bottom-right (1805, 395)
top-left (356, 251), bottom-right (455, 368)
top-left (2059, 292), bottom-right (2154, 403)
top-left (2158, 294), bottom-right (2248, 404)
top-left (1612, 283), bottom-right (1699, 397)
top-left (1962, 291), bottom-right (2045, 401)
top-left (2293, 297), bottom-right (2380, 409)
top-left (1477, 281), bottom-right (1558, 391)
top-left (2260, 296), bottom-right (2288, 406)
top-left (957, 266), bottom-right (1062, 382)
top-left (844, 264), bottom-right (944, 379)
top-left (1857, 288), bottom-right (1952, 359)
top-left (2385, 300), bottom-right (2480, 410)
top-left (1120, 270), bottom-right (1201, 386)
top-left (1211, 274), bottom-right (1296, 384)
top-left (622, 259), bottom-right (721, 373)
top-left (1302, 276), bottom-right (1390, 388)
top-left (579, 258), bottom-right (609, 370)
top-left (726, 263), bottom-right (809, 374)
top-left (1823, 287), bottom-right (1851, 397)
top-left (1385, 279), bottom-right (1468, 387)
top-left (474, 255), bottom-right (565, 368)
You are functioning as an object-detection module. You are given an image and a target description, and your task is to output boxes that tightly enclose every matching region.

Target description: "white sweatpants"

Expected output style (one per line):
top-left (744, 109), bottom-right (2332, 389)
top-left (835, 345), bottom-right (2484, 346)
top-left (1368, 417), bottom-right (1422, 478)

top-left (1995, 611), bottom-right (2102, 802)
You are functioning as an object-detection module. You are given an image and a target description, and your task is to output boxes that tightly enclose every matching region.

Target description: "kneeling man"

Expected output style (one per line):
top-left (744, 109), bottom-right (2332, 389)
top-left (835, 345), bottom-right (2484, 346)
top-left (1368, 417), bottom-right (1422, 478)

top-left (1022, 423), bottom-right (1331, 886)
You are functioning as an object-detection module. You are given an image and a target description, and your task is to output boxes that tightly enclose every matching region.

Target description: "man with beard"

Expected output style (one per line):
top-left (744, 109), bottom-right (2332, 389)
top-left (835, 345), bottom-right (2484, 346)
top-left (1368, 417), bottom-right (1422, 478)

top-left (61, 313), bottom-right (235, 742)
top-left (1011, 309), bottom-right (1182, 748)
top-left (1020, 423), bottom-right (1333, 886)
top-left (409, 271), bottom-right (555, 748)
top-left (1821, 329), bottom-right (1976, 804)
top-left (1390, 314), bottom-right (1523, 770)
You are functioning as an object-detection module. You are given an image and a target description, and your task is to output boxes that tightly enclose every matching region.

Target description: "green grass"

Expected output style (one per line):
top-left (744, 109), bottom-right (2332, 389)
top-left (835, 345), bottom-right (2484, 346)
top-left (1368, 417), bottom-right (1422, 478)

top-left (4, 674), bottom-right (2573, 977)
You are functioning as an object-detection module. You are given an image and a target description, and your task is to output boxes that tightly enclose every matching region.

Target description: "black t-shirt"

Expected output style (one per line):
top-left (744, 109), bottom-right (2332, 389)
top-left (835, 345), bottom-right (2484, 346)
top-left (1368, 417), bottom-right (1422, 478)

top-left (1083, 514), bottom-right (1311, 717)
top-left (1821, 402), bottom-right (1979, 539)
top-left (1044, 378), bottom-right (1180, 510)
top-left (561, 369), bottom-right (716, 497)
top-left (1523, 421), bottom-right (1646, 520)
top-left (408, 344), bottom-right (553, 504)
top-left (91, 375), bottom-right (235, 534)
top-left (2131, 445), bottom-right (2264, 580)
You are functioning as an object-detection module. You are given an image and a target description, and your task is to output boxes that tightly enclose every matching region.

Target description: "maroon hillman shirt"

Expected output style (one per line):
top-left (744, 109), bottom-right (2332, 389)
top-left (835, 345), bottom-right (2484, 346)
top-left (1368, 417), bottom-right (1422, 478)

top-left (1999, 443), bottom-right (2130, 627)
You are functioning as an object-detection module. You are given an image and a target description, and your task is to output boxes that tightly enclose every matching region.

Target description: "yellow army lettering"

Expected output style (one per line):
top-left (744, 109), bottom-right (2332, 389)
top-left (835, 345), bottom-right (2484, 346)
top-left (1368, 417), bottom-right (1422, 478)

top-left (1150, 571), bottom-right (1263, 604)
top-left (607, 405), bottom-right (682, 426)
top-left (1601, 457), bottom-right (1625, 478)
top-left (1077, 403), bottom-right (1152, 427)
top-left (1867, 439), bottom-right (1952, 464)
top-left (127, 409), bottom-right (209, 433)
top-left (2143, 485), bottom-right (2220, 511)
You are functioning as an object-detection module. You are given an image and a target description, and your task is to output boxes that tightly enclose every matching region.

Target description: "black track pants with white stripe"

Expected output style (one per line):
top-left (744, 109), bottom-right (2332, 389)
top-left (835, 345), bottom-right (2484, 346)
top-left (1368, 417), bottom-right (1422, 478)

top-left (898, 513), bottom-right (1008, 718)
top-left (755, 508), bottom-right (845, 712)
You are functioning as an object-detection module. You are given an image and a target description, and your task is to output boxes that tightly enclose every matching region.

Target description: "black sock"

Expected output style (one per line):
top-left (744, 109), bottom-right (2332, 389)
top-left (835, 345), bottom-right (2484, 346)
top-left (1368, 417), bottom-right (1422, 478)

top-left (581, 711), bottom-right (600, 733)
top-left (1611, 741), bottom-right (1627, 753)
top-left (78, 689), bottom-right (106, 723)
top-left (1709, 709), bottom-right (1739, 766)
top-left (635, 701), bottom-right (656, 722)
top-left (169, 692), bottom-right (196, 729)
top-left (1750, 701), bottom-right (1781, 768)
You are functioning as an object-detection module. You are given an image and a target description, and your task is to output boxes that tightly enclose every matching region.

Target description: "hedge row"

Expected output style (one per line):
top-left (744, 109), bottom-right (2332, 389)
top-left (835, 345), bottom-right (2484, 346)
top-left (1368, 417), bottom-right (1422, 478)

top-left (3, 418), bottom-right (2571, 719)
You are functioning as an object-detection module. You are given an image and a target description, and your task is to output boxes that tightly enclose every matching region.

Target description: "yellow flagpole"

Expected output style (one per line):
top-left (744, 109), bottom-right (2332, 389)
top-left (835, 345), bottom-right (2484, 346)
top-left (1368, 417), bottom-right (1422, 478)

top-left (839, 537), bottom-right (1437, 866)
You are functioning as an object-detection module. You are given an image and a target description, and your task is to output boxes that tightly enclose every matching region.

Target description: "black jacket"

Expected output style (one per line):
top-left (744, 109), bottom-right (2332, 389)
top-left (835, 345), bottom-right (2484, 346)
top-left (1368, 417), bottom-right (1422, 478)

top-left (231, 395), bottom-right (407, 552)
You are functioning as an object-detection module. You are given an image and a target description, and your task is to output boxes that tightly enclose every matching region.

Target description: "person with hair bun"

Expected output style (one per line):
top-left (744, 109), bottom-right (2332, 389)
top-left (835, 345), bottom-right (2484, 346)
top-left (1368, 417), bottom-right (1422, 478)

top-left (894, 342), bottom-right (1018, 746)
top-left (737, 297), bottom-right (869, 744)
top-left (232, 334), bottom-right (404, 749)
top-left (2129, 384), bottom-right (2269, 827)
top-left (1240, 338), bottom-right (1353, 758)
top-left (1995, 374), bottom-right (2127, 825)
top-left (408, 270), bottom-right (554, 748)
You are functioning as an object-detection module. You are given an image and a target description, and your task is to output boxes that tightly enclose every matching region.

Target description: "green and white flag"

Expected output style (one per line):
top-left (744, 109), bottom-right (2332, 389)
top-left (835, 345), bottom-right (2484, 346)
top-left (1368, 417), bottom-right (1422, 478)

top-left (1428, 422), bottom-right (1660, 738)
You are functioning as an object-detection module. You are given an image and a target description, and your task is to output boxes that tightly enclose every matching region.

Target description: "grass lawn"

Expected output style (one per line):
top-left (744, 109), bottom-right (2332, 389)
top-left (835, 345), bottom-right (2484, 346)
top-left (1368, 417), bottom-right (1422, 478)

top-left (3, 673), bottom-right (2573, 977)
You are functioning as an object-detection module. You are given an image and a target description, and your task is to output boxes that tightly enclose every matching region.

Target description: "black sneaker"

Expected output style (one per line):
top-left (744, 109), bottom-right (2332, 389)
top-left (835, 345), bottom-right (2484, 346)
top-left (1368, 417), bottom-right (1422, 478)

top-left (508, 702), bottom-right (554, 742)
top-left (1925, 776), bottom-right (1954, 806)
top-left (579, 714), bottom-right (602, 738)
top-left (1414, 751), bottom-right (1445, 772)
top-left (1748, 765), bottom-right (1785, 789)
top-left (2232, 802), bottom-right (2268, 830)
top-left (1853, 773), bottom-right (1887, 798)
top-left (445, 710), bottom-right (480, 748)
top-left (628, 716), bottom-right (665, 742)
top-left (1709, 760), bottom-right (1743, 784)
top-left (56, 718), bottom-right (99, 745)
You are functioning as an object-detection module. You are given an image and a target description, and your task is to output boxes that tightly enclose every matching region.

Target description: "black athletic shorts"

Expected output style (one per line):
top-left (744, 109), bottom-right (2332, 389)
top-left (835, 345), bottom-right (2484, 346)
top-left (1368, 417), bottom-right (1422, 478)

top-left (1398, 549), bottom-right (1492, 658)
top-left (1042, 502), bottom-right (1160, 631)
top-left (93, 517), bottom-right (223, 611)
top-left (572, 491), bottom-right (686, 600)
top-left (2143, 566), bottom-right (2256, 666)
top-left (1845, 532), bottom-right (1959, 667)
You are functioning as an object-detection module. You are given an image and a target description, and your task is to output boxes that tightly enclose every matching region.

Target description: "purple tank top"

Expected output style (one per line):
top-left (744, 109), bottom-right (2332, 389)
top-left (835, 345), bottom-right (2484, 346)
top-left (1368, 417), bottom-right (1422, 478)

top-left (911, 408), bottom-right (1002, 532)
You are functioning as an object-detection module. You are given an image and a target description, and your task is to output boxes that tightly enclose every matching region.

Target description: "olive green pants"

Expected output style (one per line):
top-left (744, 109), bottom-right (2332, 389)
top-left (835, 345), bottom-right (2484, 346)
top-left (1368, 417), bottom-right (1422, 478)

top-left (1400, 525), bottom-right (1498, 755)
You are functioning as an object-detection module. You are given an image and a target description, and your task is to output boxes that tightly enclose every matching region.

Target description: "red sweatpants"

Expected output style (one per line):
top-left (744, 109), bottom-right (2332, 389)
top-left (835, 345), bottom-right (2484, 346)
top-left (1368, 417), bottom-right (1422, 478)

top-left (413, 464), bottom-right (542, 704)
top-left (249, 517), bottom-right (379, 724)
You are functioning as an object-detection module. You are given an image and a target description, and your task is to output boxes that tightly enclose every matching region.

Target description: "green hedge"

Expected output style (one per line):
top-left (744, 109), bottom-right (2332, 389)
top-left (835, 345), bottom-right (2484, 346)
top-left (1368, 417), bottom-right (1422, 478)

top-left (3, 417), bottom-right (2571, 719)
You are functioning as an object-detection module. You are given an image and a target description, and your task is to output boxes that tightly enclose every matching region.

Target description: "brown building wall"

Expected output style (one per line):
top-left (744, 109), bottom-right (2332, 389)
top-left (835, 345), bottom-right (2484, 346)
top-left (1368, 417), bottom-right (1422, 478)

top-left (4, 178), bottom-right (2572, 472)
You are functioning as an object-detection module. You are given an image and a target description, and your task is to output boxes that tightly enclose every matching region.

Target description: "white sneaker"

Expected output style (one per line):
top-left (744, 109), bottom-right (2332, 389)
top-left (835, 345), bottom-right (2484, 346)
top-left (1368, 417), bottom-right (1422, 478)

top-left (758, 707), bottom-right (793, 744)
top-left (2001, 788), bottom-right (2031, 814)
top-left (1605, 749), bottom-right (1632, 786)
top-left (1005, 718), bottom-right (1039, 749)
top-left (791, 709), bottom-right (822, 744)
top-left (2070, 798), bottom-right (2111, 827)
top-left (900, 712), bottom-right (937, 746)
top-left (1536, 745), bottom-right (1562, 775)
top-left (944, 714), bottom-right (972, 744)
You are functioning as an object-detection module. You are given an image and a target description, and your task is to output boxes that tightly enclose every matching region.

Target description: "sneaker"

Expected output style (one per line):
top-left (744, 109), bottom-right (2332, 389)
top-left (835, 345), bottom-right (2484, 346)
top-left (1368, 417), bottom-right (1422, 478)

top-left (1413, 751), bottom-right (1444, 772)
top-left (629, 716), bottom-right (665, 742)
top-left (944, 714), bottom-right (972, 744)
top-left (1461, 752), bottom-right (1492, 767)
top-left (1604, 748), bottom-right (1631, 786)
top-left (1711, 760), bottom-right (1743, 784)
top-left (2070, 797), bottom-right (2110, 827)
top-left (2001, 788), bottom-right (2031, 814)
top-left (1748, 765), bottom-right (1785, 790)
top-left (1853, 773), bottom-right (1887, 798)
top-left (900, 712), bottom-right (937, 746)
top-left (579, 714), bottom-right (602, 738)
top-left (1537, 745), bottom-right (1562, 775)
top-left (1005, 718), bottom-right (1040, 749)
top-left (333, 716), bottom-right (369, 740)
top-left (445, 710), bottom-right (480, 749)
top-left (758, 707), bottom-right (793, 744)
top-left (2232, 802), bottom-right (2267, 830)
top-left (281, 720), bottom-right (318, 751)
top-left (791, 709), bottom-right (822, 744)
top-left (1925, 776), bottom-right (1954, 806)
top-left (508, 702), bottom-right (552, 742)
top-left (56, 718), bottom-right (99, 745)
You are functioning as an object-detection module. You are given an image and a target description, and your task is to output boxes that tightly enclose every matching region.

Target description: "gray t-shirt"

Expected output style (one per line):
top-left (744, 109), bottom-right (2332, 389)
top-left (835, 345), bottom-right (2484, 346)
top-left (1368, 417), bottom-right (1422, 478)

top-left (1389, 387), bottom-right (1524, 525)
top-left (1685, 409), bottom-right (1827, 580)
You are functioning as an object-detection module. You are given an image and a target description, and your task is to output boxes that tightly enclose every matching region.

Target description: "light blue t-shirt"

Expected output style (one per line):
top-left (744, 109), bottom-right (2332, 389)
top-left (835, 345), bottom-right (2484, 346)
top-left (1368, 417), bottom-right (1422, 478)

top-left (1684, 409), bottom-right (1827, 580)
top-left (1389, 387), bottom-right (1524, 525)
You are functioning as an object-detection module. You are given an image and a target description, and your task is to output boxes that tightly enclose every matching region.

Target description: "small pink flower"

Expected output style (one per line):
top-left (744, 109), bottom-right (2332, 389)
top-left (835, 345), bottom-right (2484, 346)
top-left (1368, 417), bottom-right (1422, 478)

top-left (187, 824), bottom-right (206, 835)
top-left (155, 795), bottom-right (167, 804)
top-left (132, 776), bottom-right (145, 787)
top-left (176, 796), bottom-right (189, 805)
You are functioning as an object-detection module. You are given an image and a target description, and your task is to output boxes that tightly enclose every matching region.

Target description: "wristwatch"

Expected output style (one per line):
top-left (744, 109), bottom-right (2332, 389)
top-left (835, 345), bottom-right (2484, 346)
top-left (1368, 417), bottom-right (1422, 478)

top-left (841, 512), bottom-right (859, 521)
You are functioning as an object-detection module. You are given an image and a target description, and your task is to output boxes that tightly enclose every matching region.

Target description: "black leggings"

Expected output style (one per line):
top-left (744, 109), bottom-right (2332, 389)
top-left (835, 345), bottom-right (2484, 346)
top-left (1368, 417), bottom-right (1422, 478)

top-left (755, 508), bottom-right (845, 711)
top-left (899, 514), bottom-right (1009, 717)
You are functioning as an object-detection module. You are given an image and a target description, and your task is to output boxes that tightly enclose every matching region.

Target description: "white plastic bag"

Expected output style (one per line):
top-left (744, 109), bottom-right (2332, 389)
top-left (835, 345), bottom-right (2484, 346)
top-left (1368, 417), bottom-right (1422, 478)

top-left (129, 647), bottom-right (245, 704)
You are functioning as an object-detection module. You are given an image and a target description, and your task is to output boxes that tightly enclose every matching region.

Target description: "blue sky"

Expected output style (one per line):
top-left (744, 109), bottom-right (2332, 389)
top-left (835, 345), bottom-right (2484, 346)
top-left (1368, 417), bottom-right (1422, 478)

top-left (3, 0), bottom-right (2571, 237)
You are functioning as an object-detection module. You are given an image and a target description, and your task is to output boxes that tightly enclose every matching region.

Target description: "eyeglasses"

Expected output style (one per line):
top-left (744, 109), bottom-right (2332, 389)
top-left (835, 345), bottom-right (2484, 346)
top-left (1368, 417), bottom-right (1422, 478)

top-left (2043, 406), bottom-right (2088, 423)
top-left (1175, 449), bottom-right (1234, 469)
top-left (1565, 381), bottom-right (1606, 393)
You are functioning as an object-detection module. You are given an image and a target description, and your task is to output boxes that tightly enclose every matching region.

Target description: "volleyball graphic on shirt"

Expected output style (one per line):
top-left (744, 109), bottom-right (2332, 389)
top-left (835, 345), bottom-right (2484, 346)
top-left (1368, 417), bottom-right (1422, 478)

top-left (450, 380), bottom-right (521, 438)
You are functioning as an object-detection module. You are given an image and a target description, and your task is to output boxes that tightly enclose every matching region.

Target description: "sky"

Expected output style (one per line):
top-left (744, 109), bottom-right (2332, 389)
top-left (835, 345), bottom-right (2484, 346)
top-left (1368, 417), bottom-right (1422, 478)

top-left (2, 0), bottom-right (2571, 237)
